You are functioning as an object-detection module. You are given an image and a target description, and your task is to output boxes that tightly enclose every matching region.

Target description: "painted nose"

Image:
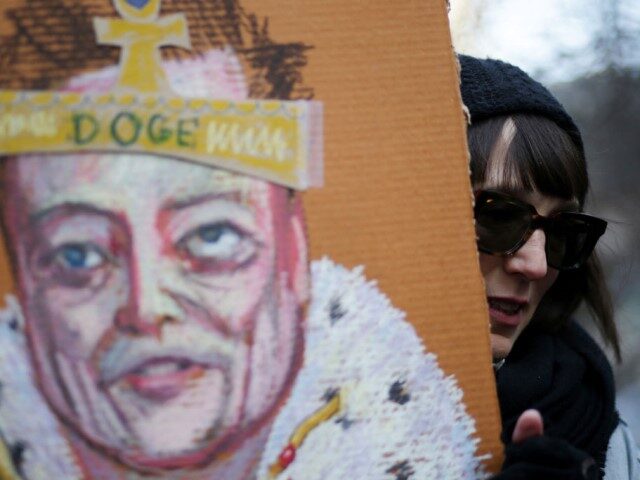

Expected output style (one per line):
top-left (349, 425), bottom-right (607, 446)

top-left (115, 291), bottom-right (182, 337)
top-left (503, 229), bottom-right (549, 280)
top-left (115, 260), bottom-right (184, 337)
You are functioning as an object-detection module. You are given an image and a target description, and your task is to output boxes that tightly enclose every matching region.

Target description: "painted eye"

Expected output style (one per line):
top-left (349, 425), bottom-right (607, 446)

top-left (53, 243), bottom-right (106, 270)
top-left (180, 223), bottom-right (257, 264)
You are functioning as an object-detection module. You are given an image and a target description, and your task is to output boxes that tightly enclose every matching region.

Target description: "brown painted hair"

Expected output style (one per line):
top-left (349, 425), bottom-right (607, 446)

top-left (468, 113), bottom-right (621, 361)
top-left (0, 0), bottom-right (313, 100)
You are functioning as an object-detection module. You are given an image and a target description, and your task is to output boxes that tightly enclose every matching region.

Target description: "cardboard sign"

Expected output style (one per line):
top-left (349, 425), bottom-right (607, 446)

top-left (0, 0), bottom-right (502, 478)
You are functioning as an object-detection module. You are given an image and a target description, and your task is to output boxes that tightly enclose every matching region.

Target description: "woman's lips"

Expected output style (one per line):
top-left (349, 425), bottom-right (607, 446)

top-left (121, 358), bottom-right (207, 401)
top-left (488, 297), bottom-right (528, 327)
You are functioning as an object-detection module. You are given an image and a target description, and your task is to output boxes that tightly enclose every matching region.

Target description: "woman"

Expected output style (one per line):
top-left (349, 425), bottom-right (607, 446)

top-left (458, 55), bottom-right (640, 480)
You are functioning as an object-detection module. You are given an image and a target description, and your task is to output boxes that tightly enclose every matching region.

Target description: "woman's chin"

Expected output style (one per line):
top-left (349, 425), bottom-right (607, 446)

top-left (490, 333), bottom-right (514, 361)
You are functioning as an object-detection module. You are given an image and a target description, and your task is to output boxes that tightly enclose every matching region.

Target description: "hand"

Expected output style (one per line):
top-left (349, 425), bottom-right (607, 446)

top-left (492, 409), bottom-right (598, 480)
top-left (511, 409), bottom-right (543, 443)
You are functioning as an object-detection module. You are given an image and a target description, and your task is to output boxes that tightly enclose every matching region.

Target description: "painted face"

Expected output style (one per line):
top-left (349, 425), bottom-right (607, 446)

top-left (2, 153), bottom-right (308, 469)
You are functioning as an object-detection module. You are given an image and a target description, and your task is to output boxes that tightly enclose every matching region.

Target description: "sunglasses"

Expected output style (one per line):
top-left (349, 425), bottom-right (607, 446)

top-left (474, 190), bottom-right (607, 271)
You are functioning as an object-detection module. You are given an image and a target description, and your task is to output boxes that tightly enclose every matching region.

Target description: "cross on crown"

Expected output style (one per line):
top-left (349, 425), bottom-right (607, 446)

top-left (94, 0), bottom-right (191, 94)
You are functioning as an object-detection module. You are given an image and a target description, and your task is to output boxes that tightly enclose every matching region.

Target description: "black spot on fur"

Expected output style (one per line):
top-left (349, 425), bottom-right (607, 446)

top-left (9, 317), bottom-right (19, 331)
top-left (335, 415), bottom-right (356, 430)
top-left (386, 460), bottom-right (415, 480)
top-left (329, 298), bottom-right (346, 324)
top-left (10, 440), bottom-right (27, 475)
top-left (388, 380), bottom-right (410, 405)
top-left (321, 387), bottom-right (339, 402)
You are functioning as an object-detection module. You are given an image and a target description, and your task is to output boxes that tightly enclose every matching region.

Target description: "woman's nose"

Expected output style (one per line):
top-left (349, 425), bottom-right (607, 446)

top-left (503, 229), bottom-right (549, 280)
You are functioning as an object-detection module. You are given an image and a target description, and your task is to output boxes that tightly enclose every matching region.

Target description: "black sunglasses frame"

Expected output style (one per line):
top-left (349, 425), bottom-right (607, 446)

top-left (474, 190), bottom-right (608, 271)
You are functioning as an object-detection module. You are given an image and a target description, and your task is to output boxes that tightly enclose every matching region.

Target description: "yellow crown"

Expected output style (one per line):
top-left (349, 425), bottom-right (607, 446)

top-left (0, 0), bottom-right (323, 190)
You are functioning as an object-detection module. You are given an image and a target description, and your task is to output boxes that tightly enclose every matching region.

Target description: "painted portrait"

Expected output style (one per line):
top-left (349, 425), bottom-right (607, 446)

top-left (0, 0), bottom-right (490, 478)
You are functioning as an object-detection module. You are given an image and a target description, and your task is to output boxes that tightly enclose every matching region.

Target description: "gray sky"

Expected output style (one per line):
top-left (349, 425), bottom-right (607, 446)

top-left (449, 0), bottom-right (640, 82)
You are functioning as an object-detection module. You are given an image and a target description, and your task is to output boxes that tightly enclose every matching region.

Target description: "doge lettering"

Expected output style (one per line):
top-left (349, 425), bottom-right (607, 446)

top-left (72, 113), bottom-right (100, 145)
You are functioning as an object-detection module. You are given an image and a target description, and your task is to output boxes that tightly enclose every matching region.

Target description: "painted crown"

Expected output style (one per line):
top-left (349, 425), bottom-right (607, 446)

top-left (0, 0), bottom-right (323, 189)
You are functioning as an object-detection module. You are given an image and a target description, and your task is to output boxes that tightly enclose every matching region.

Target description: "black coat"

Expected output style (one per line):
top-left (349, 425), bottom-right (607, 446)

top-left (494, 321), bottom-right (619, 479)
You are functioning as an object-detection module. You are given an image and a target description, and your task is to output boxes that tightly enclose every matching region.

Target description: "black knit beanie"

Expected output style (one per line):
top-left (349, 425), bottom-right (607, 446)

top-left (458, 54), bottom-right (584, 158)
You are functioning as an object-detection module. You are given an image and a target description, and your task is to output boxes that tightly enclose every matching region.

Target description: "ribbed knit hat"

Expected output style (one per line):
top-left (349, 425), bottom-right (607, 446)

top-left (458, 54), bottom-right (584, 157)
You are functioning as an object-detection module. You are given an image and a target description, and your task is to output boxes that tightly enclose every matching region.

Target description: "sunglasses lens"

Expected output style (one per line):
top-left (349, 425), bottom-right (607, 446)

top-left (546, 214), bottom-right (606, 270)
top-left (475, 193), bottom-right (607, 270)
top-left (475, 194), bottom-right (531, 254)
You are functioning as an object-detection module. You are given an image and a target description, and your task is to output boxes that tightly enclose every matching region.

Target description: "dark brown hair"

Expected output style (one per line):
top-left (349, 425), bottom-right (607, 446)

top-left (468, 113), bottom-right (621, 361)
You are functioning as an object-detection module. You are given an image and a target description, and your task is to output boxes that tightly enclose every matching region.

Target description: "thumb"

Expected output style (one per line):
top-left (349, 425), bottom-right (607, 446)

top-left (512, 409), bottom-right (544, 444)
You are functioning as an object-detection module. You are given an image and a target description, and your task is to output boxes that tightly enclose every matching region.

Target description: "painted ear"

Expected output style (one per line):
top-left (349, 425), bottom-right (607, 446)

top-left (289, 203), bottom-right (310, 304)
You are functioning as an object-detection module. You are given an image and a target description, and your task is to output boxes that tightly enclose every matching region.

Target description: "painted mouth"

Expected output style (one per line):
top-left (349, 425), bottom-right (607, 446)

top-left (120, 357), bottom-right (209, 401)
top-left (487, 297), bottom-right (527, 327)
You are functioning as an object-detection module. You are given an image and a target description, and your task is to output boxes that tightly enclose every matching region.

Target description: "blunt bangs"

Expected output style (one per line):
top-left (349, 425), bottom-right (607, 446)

top-left (469, 114), bottom-right (589, 207)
